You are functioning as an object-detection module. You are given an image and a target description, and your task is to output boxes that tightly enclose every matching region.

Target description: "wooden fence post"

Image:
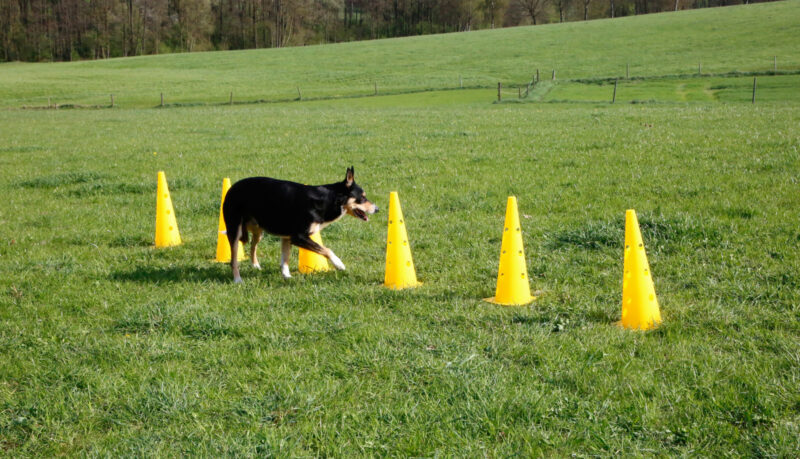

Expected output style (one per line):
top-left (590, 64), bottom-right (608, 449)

top-left (626, 63), bottom-right (629, 79)
top-left (536, 69), bottom-right (539, 82)
top-left (552, 69), bottom-right (556, 80)
top-left (297, 87), bottom-right (302, 100)
top-left (752, 77), bottom-right (757, 104)
top-left (612, 79), bottom-right (618, 103)
top-left (497, 82), bottom-right (501, 102)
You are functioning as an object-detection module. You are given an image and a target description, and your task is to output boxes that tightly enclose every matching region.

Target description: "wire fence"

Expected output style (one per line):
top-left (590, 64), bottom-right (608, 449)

top-left (5, 58), bottom-right (799, 110)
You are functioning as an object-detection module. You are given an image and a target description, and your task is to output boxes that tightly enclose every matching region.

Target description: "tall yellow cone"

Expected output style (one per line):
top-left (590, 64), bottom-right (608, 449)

top-left (618, 209), bottom-right (662, 330)
top-left (485, 196), bottom-right (535, 306)
top-left (214, 178), bottom-right (247, 262)
top-left (155, 171), bottom-right (181, 247)
top-left (384, 191), bottom-right (421, 289)
top-left (299, 231), bottom-right (332, 274)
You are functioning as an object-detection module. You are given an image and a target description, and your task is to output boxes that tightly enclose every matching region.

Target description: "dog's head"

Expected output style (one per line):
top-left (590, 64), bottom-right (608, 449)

top-left (341, 166), bottom-right (378, 221)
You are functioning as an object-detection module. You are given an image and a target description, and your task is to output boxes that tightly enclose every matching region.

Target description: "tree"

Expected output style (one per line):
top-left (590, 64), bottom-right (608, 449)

top-left (553, 0), bottom-right (571, 21)
top-left (515, 0), bottom-right (548, 25)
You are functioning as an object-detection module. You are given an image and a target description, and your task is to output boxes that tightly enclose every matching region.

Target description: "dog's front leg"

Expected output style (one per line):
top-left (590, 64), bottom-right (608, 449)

top-left (291, 233), bottom-right (345, 271)
top-left (280, 237), bottom-right (292, 278)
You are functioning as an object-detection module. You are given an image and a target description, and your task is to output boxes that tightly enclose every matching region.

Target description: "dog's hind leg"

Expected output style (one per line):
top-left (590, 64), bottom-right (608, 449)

top-left (247, 223), bottom-right (263, 269)
top-left (229, 221), bottom-right (244, 283)
top-left (279, 237), bottom-right (292, 278)
top-left (291, 233), bottom-right (345, 271)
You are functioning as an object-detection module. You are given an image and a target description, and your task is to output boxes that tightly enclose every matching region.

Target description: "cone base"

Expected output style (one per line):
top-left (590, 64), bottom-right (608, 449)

top-left (615, 319), bottom-right (661, 331)
top-left (484, 295), bottom-right (536, 306)
top-left (154, 241), bottom-right (181, 248)
top-left (299, 265), bottom-right (334, 274)
top-left (212, 256), bottom-right (247, 263)
top-left (384, 281), bottom-right (423, 290)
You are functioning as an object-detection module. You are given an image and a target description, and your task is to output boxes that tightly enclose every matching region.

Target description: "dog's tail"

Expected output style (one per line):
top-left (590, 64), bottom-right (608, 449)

top-left (222, 193), bottom-right (247, 248)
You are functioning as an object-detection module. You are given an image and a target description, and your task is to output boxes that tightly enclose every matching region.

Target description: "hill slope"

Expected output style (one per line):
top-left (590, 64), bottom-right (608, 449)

top-left (0, 1), bottom-right (798, 108)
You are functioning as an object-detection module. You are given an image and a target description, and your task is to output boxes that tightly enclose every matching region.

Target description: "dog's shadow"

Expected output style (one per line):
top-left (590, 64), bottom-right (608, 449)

top-left (110, 264), bottom-right (232, 284)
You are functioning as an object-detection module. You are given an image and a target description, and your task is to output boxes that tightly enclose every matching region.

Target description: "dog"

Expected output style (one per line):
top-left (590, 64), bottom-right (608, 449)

top-left (222, 167), bottom-right (378, 283)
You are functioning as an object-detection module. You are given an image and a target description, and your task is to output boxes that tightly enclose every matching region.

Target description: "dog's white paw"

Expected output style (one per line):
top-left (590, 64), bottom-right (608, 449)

top-left (253, 262), bottom-right (261, 270)
top-left (329, 254), bottom-right (346, 271)
top-left (233, 276), bottom-right (243, 284)
top-left (281, 265), bottom-right (292, 278)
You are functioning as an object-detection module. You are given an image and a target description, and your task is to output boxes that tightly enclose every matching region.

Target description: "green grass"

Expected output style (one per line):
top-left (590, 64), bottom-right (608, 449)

top-left (1, 2), bottom-right (800, 456)
top-left (0, 1), bottom-right (799, 108)
top-left (2, 99), bottom-right (799, 456)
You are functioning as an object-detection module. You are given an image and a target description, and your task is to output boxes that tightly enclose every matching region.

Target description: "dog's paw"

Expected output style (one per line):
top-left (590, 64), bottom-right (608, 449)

top-left (329, 254), bottom-right (346, 271)
top-left (253, 262), bottom-right (261, 270)
top-left (281, 265), bottom-right (292, 278)
top-left (233, 277), bottom-right (243, 284)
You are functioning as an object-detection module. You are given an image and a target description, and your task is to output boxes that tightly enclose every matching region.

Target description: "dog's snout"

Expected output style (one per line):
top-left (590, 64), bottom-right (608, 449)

top-left (374, 205), bottom-right (380, 213)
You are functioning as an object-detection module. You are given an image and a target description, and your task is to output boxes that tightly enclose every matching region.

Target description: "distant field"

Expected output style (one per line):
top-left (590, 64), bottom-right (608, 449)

top-left (1, 2), bottom-right (799, 456)
top-left (530, 74), bottom-right (800, 104)
top-left (0, 1), bottom-right (798, 108)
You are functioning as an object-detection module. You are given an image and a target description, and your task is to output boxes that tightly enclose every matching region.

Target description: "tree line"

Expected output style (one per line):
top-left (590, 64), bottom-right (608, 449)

top-left (0, 0), bottom-right (774, 62)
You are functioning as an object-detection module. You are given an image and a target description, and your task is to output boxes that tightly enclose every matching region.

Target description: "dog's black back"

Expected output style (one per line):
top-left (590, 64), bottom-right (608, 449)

top-left (223, 177), bottom-right (346, 237)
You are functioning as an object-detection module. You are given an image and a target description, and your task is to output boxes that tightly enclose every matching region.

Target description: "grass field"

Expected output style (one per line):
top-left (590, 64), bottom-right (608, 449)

top-left (0, 1), bottom-right (799, 108)
top-left (2, 2), bottom-right (800, 457)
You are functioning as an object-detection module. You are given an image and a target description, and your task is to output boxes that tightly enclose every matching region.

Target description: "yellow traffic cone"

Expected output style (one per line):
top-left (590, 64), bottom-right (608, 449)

top-left (384, 191), bottom-right (421, 289)
top-left (485, 196), bottom-right (535, 306)
top-left (618, 209), bottom-right (662, 330)
top-left (155, 171), bottom-right (182, 247)
top-left (214, 178), bottom-right (247, 262)
top-left (299, 231), bottom-right (332, 274)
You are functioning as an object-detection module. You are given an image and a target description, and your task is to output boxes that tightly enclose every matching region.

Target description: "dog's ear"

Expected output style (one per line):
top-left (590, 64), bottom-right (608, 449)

top-left (345, 166), bottom-right (354, 187)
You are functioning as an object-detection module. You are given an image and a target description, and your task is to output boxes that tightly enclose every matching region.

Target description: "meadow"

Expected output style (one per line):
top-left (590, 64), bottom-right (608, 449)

top-left (0, 1), bottom-right (799, 108)
top-left (1, 2), bottom-right (799, 457)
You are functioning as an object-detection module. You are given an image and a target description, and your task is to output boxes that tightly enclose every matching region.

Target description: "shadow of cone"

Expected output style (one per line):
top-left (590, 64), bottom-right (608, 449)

top-left (384, 191), bottom-right (421, 289)
top-left (618, 209), bottom-right (662, 330)
top-left (155, 171), bottom-right (181, 248)
top-left (214, 178), bottom-right (247, 262)
top-left (485, 196), bottom-right (535, 306)
top-left (299, 232), bottom-right (332, 274)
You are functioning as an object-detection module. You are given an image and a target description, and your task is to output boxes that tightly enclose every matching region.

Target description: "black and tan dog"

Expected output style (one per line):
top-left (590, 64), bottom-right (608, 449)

top-left (222, 167), bottom-right (378, 283)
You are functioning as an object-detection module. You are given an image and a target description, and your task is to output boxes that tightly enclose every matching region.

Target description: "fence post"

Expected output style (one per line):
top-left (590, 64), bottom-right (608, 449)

top-left (612, 79), bottom-right (618, 103)
top-left (698, 63), bottom-right (701, 76)
top-left (552, 69), bottom-right (556, 80)
top-left (774, 56), bottom-right (777, 72)
top-left (497, 82), bottom-right (501, 102)
top-left (536, 69), bottom-right (539, 82)
top-left (374, 82), bottom-right (377, 96)
top-left (297, 87), bottom-right (302, 100)
top-left (752, 77), bottom-right (757, 104)
top-left (518, 87), bottom-right (521, 99)
top-left (626, 63), bottom-right (629, 79)
top-left (460, 75), bottom-right (463, 88)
